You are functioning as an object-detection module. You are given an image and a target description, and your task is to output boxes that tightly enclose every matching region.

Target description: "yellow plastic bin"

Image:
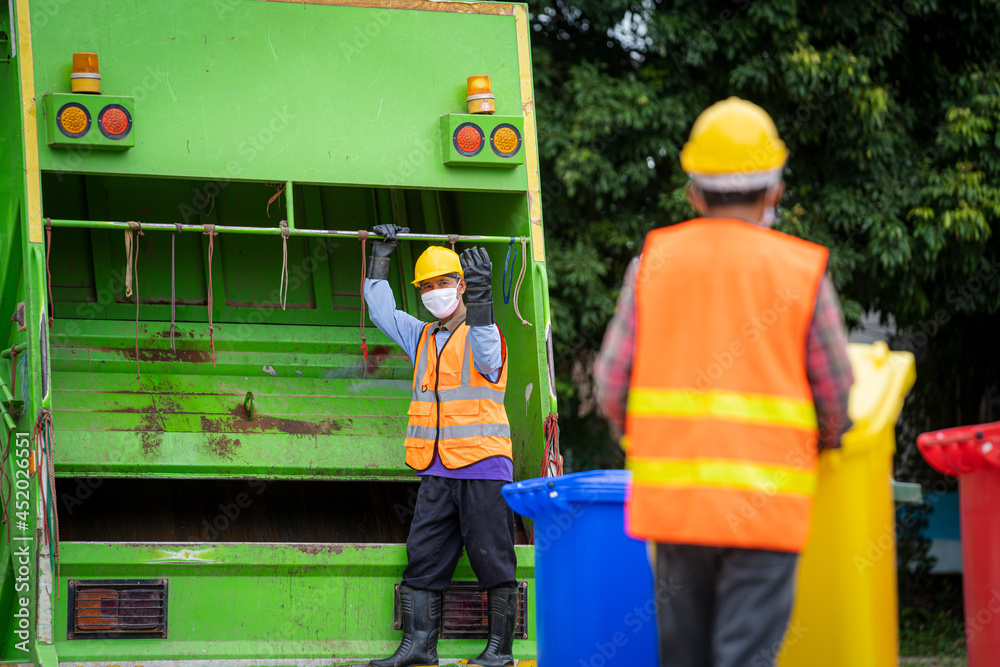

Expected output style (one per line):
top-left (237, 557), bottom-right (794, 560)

top-left (779, 341), bottom-right (916, 667)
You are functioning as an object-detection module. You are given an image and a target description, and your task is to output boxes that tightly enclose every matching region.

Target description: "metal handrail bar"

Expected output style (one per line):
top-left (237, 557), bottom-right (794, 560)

top-left (0, 408), bottom-right (13, 431)
top-left (0, 378), bottom-right (14, 405)
top-left (0, 389), bottom-right (15, 430)
top-left (45, 219), bottom-right (528, 244)
top-left (0, 343), bottom-right (27, 359)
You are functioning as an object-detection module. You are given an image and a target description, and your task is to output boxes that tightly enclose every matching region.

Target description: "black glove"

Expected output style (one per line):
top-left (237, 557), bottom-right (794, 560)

top-left (367, 224), bottom-right (409, 280)
top-left (461, 247), bottom-right (494, 326)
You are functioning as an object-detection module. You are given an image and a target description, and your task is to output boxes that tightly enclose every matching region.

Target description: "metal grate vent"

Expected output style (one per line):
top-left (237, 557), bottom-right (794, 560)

top-left (68, 579), bottom-right (168, 639)
top-left (394, 581), bottom-right (527, 640)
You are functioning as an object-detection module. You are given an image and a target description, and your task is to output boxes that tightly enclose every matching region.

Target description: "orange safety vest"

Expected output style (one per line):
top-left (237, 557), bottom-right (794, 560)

top-left (626, 218), bottom-right (828, 553)
top-left (404, 322), bottom-right (512, 470)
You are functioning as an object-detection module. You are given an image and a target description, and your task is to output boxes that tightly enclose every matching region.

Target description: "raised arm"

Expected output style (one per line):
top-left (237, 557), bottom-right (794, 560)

top-left (461, 247), bottom-right (503, 380)
top-left (364, 223), bottom-right (425, 363)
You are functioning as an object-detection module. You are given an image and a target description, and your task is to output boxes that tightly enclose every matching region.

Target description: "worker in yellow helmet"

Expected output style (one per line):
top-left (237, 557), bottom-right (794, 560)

top-left (365, 223), bottom-right (517, 667)
top-left (594, 98), bottom-right (853, 667)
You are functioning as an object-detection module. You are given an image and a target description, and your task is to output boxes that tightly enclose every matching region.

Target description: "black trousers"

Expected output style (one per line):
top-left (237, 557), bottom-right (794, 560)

top-left (402, 475), bottom-right (517, 592)
top-left (655, 543), bottom-right (800, 667)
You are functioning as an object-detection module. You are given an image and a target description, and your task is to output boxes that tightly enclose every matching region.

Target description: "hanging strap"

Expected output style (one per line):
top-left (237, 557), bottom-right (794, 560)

top-left (512, 236), bottom-right (532, 327)
top-left (396, 250), bottom-right (408, 312)
top-left (389, 189), bottom-right (399, 225)
top-left (541, 412), bottom-right (563, 477)
top-left (170, 223), bottom-right (181, 351)
top-left (31, 418), bottom-right (47, 543)
top-left (45, 218), bottom-right (54, 328)
top-left (14, 352), bottom-right (27, 419)
top-left (502, 238), bottom-right (517, 305)
top-left (126, 221), bottom-right (143, 379)
top-left (204, 224), bottom-right (219, 367)
top-left (124, 222), bottom-right (136, 298)
top-left (1, 425), bottom-right (13, 543)
top-left (529, 412), bottom-right (564, 546)
top-left (32, 410), bottom-right (60, 598)
top-left (18, 353), bottom-right (27, 418)
top-left (358, 230), bottom-right (370, 370)
top-left (386, 189), bottom-right (408, 310)
top-left (43, 410), bottom-right (60, 599)
top-left (9, 349), bottom-right (15, 403)
top-left (266, 184), bottom-right (285, 218)
top-left (279, 220), bottom-right (290, 311)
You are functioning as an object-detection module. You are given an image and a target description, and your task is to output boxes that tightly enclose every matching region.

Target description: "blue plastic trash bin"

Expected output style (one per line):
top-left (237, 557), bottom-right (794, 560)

top-left (502, 470), bottom-right (659, 666)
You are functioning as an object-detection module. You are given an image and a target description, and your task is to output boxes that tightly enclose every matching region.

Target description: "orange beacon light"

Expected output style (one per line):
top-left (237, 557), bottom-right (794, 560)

top-left (71, 52), bottom-right (101, 94)
top-left (466, 75), bottom-right (495, 114)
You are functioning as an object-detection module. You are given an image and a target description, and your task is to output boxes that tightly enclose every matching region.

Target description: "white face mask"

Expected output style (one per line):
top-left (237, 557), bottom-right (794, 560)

top-left (421, 287), bottom-right (460, 319)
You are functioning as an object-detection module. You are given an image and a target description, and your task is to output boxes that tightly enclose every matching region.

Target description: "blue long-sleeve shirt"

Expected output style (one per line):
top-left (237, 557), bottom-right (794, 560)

top-left (364, 278), bottom-right (513, 481)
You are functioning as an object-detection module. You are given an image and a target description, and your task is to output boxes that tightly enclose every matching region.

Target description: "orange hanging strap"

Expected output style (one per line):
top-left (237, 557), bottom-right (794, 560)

top-left (266, 184), bottom-right (285, 218)
top-left (204, 224), bottom-right (219, 367)
top-left (358, 230), bottom-right (370, 369)
top-left (45, 218), bottom-right (54, 328)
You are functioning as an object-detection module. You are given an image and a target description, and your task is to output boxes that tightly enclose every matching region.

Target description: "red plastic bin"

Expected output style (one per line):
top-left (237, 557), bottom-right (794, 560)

top-left (916, 421), bottom-right (1000, 667)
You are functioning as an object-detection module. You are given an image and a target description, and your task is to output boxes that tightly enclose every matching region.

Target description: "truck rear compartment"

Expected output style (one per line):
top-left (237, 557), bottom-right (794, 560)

top-left (40, 174), bottom-right (539, 659)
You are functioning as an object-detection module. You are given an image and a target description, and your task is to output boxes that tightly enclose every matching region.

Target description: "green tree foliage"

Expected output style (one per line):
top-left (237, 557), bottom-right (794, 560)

top-left (528, 0), bottom-right (1000, 470)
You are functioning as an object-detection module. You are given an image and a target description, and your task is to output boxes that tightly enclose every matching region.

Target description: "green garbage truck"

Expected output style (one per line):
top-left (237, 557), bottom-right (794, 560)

top-left (0, 0), bottom-right (555, 662)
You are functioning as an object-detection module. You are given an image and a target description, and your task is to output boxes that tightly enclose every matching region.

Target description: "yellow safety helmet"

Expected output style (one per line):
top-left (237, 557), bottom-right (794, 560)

top-left (412, 246), bottom-right (464, 286)
top-left (679, 97), bottom-right (788, 191)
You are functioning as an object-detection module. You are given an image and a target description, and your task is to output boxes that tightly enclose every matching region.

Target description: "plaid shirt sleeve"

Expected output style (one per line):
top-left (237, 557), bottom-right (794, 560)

top-left (807, 274), bottom-right (855, 450)
top-left (594, 257), bottom-right (639, 433)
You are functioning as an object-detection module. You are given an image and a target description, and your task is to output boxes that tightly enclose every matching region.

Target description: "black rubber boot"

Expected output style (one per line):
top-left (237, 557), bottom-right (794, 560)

top-left (468, 587), bottom-right (518, 667)
top-left (370, 586), bottom-right (441, 667)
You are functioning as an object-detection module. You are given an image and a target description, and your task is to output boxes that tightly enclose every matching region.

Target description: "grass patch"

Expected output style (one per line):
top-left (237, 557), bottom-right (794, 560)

top-left (900, 606), bottom-right (966, 659)
top-left (899, 658), bottom-right (967, 667)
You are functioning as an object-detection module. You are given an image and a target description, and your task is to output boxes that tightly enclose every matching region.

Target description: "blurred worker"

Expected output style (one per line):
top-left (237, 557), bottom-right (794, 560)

top-left (365, 224), bottom-right (518, 667)
top-left (594, 97), bottom-right (853, 667)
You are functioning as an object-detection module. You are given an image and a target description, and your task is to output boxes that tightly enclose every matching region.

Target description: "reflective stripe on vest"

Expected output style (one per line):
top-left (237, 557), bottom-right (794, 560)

top-left (404, 322), bottom-right (512, 470)
top-left (627, 457), bottom-right (816, 496)
top-left (625, 219), bottom-right (829, 552)
top-left (406, 423), bottom-right (513, 440)
top-left (410, 385), bottom-right (506, 404)
top-left (627, 388), bottom-right (818, 431)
